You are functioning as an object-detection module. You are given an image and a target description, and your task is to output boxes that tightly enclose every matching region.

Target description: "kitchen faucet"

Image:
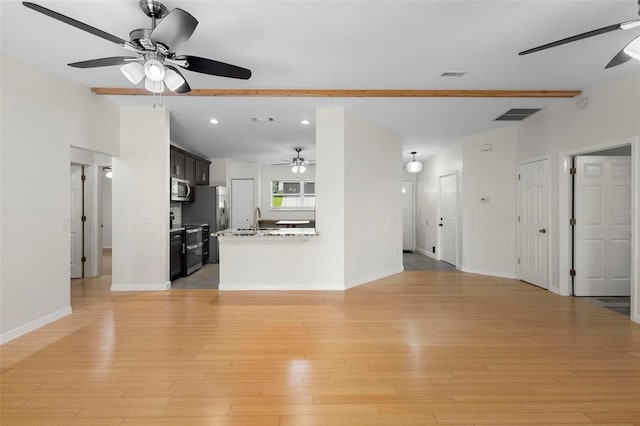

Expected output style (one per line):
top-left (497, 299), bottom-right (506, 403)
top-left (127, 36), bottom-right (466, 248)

top-left (253, 207), bottom-right (261, 231)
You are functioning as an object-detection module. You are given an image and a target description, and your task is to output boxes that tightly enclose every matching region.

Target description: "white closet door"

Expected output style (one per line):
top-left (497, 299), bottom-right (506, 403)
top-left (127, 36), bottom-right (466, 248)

top-left (574, 156), bottom-right (631, 296)
top-left (231, 179), bottom-right (254, 229)
top-left (518, 159), bottom-right (549, 289)
top-left (439, 173), bottom-right (457, 266)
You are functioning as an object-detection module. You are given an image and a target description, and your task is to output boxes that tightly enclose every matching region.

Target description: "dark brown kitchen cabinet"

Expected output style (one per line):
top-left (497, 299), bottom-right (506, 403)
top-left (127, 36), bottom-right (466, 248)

top-left (185, 155), bottom-right (196, 185)
top-left (171, 150), bottom-right (185, 179)
top-left (169, 230), bottom-right (184, 280)
top-left (170, 145), bottom-right (211, 186)
top-left (195, 160), bottom-right (209, 185)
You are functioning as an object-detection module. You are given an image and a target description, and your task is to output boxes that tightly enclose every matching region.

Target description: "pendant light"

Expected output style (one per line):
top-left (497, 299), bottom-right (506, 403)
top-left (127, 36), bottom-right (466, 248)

top-left (406, 151), bottom-right (422, 173)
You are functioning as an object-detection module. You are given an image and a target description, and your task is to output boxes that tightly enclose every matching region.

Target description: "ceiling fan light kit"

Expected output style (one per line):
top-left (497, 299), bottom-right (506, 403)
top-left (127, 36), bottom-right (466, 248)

top-left (624, 35), bottom-right (640, 60)
top-left (22, 0), bottom-right (251, 95)
top-left (406, 151), bottom-right (423, 173)
top-left (120, 62), bottom-right (145, 84)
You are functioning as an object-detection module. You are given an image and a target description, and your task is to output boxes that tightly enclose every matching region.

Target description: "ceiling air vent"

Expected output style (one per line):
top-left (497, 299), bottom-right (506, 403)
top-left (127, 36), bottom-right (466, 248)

top-left (494, 108), bottom-right (541, 121)
top-left (440, 72), bottom-right (467, 77)
top-left (251, 117), bottom-right (274, 123)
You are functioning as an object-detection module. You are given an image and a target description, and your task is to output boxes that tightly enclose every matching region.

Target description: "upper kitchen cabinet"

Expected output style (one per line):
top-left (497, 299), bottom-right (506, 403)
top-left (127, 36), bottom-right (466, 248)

top-left (185, 156), bottom-right (196, 185)
top-left (170, 149), bottom-right (185, 179)
top-left (170, 145), bottom-right (211, 186)
top-left (196, 160), bottom-right (210, 185)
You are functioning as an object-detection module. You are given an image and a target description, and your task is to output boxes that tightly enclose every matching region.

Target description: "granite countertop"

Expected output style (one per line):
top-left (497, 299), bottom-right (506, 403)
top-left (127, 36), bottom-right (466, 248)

top-left (216, 228), bottom-right (319, 237)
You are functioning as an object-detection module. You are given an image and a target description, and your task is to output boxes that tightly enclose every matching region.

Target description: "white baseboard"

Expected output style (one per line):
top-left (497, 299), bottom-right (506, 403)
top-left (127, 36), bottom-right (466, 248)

top-left (345, 266), bottom-right (405, 290)
top-left (218, 282), bottom-right (345, 291)
top-left (460, 266), bottom-right (517, 280)
top-left (111, 281), bottom-right (171, 291)
top-left (415, 247), bottom-right (437, 259)
top-left (0, 306), bottom-right (72, 345)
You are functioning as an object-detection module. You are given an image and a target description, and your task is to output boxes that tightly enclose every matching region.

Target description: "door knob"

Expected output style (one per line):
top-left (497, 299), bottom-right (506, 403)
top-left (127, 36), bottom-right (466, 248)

top-left (438, 223), bottom-right (443, 227)
top-left (539, 228), bottom-right (546, 234)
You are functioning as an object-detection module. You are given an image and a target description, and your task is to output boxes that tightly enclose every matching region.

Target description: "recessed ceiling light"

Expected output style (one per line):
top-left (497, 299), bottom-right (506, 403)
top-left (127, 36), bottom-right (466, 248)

top-left (250, 117), bottom-right (274, 123)
top-left (301, 119), bottom-right (311, 125)
top-left (209, 118), bottom-right (219, 124)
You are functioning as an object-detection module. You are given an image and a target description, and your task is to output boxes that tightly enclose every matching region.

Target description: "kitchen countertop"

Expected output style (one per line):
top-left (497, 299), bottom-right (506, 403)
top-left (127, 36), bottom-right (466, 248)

top-left (170, 227), bottom-right (185, 232)
top-left (216, 228), bottom-right (319, 237)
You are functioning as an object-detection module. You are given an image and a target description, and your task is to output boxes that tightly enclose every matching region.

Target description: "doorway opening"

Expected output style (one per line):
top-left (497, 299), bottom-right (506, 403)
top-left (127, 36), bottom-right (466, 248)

top-left (402, 180), bottom-right (415, 252)
top-left (69, 147), bottom-right (113, 299)
top-left (559, 138), bottom-right (640, 322)
top-left (570, 145), bottom-right (632, 316)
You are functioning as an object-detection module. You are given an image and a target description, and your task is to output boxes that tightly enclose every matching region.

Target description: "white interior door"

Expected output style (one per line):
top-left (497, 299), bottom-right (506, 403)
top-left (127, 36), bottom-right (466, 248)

top-left (70, 165), bottom-right (83, 278)
top-left (575, 156), bottom-right (631, 296)
top-left (231, 179), bottom-right (254, 229)
top-left (439, 173), bottom-right (457, 266)
top-left (402, 181), bottom-right (414, 251)
top-left (518, 159), bottom-right (549, 288)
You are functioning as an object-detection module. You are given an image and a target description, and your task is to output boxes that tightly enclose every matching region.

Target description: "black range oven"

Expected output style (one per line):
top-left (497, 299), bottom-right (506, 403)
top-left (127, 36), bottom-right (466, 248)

top-left (184, 225), bottom-right (203, 275)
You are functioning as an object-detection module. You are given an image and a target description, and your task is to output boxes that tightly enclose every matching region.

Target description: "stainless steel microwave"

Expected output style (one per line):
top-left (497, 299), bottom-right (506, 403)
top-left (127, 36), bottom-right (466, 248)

top-left (171, 177), bottom-right (191, 202)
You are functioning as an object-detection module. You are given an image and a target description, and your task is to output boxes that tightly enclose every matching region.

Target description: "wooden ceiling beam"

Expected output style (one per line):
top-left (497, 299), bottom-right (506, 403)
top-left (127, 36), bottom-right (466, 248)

top-left (91, 88), bottom-right (581, 98)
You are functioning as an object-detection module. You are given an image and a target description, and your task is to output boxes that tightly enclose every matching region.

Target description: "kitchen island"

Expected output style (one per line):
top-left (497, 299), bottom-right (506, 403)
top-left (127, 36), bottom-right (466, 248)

top-left (216, 228), bottom-right (344, 291)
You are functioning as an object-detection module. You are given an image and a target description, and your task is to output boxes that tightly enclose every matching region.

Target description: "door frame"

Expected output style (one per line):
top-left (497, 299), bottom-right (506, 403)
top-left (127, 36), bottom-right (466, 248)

top-left (437, 170), bottom-right (459, 268)
top-left (558, 137), bottom-right (638, 322)
top-left (516, 156), bottom-right (551, 289)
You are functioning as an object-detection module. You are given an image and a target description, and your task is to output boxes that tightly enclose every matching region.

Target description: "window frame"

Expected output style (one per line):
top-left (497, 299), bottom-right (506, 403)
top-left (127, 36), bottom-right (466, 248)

top-left (271, 179), bottom-right (316, 211)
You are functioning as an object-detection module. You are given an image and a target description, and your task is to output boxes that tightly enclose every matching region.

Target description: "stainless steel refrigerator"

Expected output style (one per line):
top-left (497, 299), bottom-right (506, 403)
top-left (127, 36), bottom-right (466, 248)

top-left (182, 186), bottom-right (229, 263)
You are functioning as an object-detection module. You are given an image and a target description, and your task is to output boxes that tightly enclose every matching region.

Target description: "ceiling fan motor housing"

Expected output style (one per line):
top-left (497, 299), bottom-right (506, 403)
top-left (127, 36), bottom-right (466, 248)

top-left (139, 0), bottom-right (168, 19)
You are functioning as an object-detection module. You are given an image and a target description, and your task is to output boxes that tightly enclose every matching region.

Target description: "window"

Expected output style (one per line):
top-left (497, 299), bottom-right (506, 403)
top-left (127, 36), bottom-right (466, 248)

top-left (271, 180), bottom-right (315, 210)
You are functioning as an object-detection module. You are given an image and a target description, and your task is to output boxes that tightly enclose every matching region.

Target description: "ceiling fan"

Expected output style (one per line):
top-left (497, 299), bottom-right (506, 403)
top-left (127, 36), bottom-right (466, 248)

top-left (22, 1), bottom-right (251, 94)
top-left (273, 148), bottom-right (315, 174)
top-left (519, 0), bottom-right (640, 69)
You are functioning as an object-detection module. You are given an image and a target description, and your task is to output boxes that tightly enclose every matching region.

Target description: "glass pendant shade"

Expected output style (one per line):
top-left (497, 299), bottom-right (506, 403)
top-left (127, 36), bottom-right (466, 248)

top-left (406, 152), bottom-right (422, 173)
top-left (144, 59), bottom-right (166, 82)
top-left (164, 68), bottom-right (185, 92)
top-left (406, 161), bottom-right (423, 173)
top-left (298, 165), bottom-right (307, 174)
top-left (623, 35), bottom-right (640, 61)
top-left (120, 62), bottom-right (144, 85)
top-left (145, 78), bottom-right (165, 93)
top-left (291, 165), bottom-right (299, 173)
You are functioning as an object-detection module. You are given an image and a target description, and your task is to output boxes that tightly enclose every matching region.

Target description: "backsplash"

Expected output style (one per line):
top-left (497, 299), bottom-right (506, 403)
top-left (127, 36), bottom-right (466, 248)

top-left (170, 203), bottom-right (183, 227)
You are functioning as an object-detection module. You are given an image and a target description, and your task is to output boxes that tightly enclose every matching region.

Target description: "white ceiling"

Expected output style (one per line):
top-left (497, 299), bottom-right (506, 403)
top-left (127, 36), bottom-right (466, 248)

top-left (2, 0), bottom-right (639, 165)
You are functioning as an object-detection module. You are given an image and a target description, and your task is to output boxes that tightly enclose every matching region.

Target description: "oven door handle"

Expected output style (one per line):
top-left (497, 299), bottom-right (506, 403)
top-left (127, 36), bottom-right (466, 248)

top-left (186, 242), bottom-right (203, 250)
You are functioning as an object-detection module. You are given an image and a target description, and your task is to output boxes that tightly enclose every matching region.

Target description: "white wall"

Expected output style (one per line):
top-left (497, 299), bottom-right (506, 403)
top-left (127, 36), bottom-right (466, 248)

top-left (517, 72), bottom-right (640, 321)
top-left (0, 56), bottom-right (119, 343)
top-left (461, 126), bottom-right (517, 278)
top-left (415, 139), bottom-right (464, 261)
top-left (219, 108), bottom-right (403, 290)
top-left (111, 106), bottom-right (170, 291)
top-left (259, 164), bottom-right (316, 221)
top-left (208, 157), bottom-right (228, 186)
top-left (343, 110), bottom-right (403, 287)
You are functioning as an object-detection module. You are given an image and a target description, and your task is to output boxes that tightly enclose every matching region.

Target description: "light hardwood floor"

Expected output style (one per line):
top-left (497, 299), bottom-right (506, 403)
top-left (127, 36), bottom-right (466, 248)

top-left (1, 272), bottom-right (639, 425)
